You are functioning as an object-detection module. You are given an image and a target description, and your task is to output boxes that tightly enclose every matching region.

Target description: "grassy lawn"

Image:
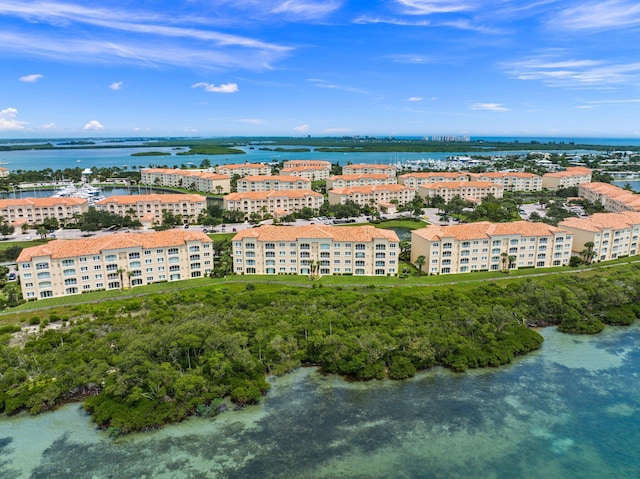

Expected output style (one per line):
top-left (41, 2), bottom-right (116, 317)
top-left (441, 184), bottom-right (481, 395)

top-left (0, 239), bottom-right (48, 251)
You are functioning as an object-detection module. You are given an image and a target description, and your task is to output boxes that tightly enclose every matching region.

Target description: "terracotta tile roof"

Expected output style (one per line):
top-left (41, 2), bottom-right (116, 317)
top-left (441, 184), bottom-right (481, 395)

top-left (543, 166), bottom-right (592, 178)
top-left (142, 168), bottom-right (229, 180)
top-left (330, 184), bottom-right (413, 194)
top-left (17, 230), bottom-right (212, 262)
top-left (0, 197), bottom-right (88, 208)
top-left (328, 174), bottom-right (392, 180)
top-left (216, 163), bottom-right (268, 170)
top-left (344, 164), bottom-right (397, 170)
top-left (413, 221), bottom-right (570, 241)
top-left (96, 194), bottom-right (206, 205)
top-left (280, 166), bottom-right (329, 172)
top-left (240, 175), bottom-right (311, 182)
top-left (418, 181), bottom-right (497, 190)
top-left (469, 172), bottom-right (539, 179)
top-left (233, 224), bottom-right (399, 242)
top-left (284, 160), bottom-right (332, 166)
top-left (399, 172), bottom-right (466, 179)
top-left (224, 189), bottom-right (323, 200)
top-left (560, 212), bottom-right (640, 232)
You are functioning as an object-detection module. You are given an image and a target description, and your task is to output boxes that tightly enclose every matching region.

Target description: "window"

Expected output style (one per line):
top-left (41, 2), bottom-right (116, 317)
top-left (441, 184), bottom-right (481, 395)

top-left (37, 272), bottom-right (50, 279)
top-left (355, 244), bottom-right (366, 250)
top-left (376, 244), bottom-right (386, 250)
top-left (105, 255), bottom-right (117, 262)
top-left (36, 262), bottom-right (49, 270)
top-left (62, 259), bottom-right (75, 266)
top-left (63, 269), bottom-right (76, 276)
top-left (93, 255), bottom-right (101, 261)
top-left (168, 248), bottom-right (179, 255)
top-left (188, 245), bottom-right (200, 252)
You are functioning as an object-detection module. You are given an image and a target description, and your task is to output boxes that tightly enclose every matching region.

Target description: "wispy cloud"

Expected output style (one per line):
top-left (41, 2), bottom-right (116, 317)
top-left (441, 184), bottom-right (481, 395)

top-left (83, 120), bottom-right (105, 130)
top-left (0, 1), bottom-right (291, 70)
top-left (294, 124), bottom-right (309, 132)
top-left (551, 0), bottom-right (640, 31)
top-left (109, 81), bottom-right (123, 90)
top-left (0, 107), bottom-right (28, 130)
top-left (502, 53), bottom-right (640, 88)
top-left (386, 54), bottom-right (433, 64)
top-left (471, 102), bottom-right (509, 111)
top-left (307, 78), bottom-right (371, 96)
top-left (236, 118), bottom-right (264, 124)
top-left (192, 82), bottom-right (239, 93)
top-left (407, 96), bottom-right (423, 102)
top-left (19, 73), bottom-right (43, 82)
top-left (395, 0), bottom-right (475, 16)
top-left (271, 0), bottom-right (342, 20)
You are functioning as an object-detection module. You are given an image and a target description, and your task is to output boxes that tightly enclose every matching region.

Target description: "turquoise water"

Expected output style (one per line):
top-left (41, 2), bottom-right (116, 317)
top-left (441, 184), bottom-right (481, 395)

top-left (1, 325), bottom-right (639, 478)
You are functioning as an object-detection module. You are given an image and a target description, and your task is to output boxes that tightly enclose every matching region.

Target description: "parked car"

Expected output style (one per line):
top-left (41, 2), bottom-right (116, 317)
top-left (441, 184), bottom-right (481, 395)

top-left (8, 273), bottom-right (16, 281)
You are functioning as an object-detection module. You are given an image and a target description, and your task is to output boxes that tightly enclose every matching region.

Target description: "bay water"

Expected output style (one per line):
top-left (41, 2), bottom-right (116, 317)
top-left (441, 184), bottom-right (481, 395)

top-left (1, 325), bottom-right (639, 479)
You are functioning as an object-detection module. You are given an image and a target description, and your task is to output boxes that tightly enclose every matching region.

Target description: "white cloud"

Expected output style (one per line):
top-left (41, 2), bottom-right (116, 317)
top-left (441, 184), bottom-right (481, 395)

top-left (407, 96), bottom-right (423, 102)
top-left (386, 54), bottom-right (433, 64)
top-left (551, 1), bottom-right (640, 31)
top-left (271, 0), bottom-right (342, 19)
top-left (41, 122), bottom-right (57, 129)
top-left (192, 82), bottom-right (239, 93)
top-left (307, 78), bottom-right (372, 96)
top-left (0, 107), bottom-right (28, 130)
top-left (294, 124), bottom-right (309, 132)
top-left (395, 0), bottom-right (476, 15)
top-left (471, 103), bottom-right (509, 111)
top-left (109, 81), bottom-right (123, 90)
top-left (83, 120), bottom-right (105, 131)
top-left (19, 73), bottom-right (43, 83)
top-left (237, 118), bottom-right (264, 124)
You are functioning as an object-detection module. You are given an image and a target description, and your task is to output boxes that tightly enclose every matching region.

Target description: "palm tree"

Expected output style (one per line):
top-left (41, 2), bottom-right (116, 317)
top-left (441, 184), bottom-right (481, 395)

top-left (508, 255), bottom-right (517, 271)
top-left (117, 268), bottom-right (126, 289)
top-left (500, 252), bottom-right (509, 272)
top-left (415, 255), bottom-right (426, 276)
top-left (581, 241), bottom-right (596, 264)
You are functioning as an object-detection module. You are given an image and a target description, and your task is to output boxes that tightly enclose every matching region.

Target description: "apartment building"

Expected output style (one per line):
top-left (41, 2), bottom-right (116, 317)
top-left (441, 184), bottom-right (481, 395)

top-left (417, 181), bottom-right (503, 202)
top-left (342, 164), bottom-right (397, 177)
top-left (223, 190), bottom-right (324, 218)
top-left (411, 221), bottom-right (574, 275)
top-left (279, 165), bottom-right (331, 181)
top-left (327, 184), bottom-right (416, 208)
top-left (559, 212), bottom-right (640, 262)
top-left (140, 168), bottom-right (230, 194)
top-left (282, 160), bottom-right (332, 169)
top-left (0, 167), bottom-right (9, 178)
top-left (95, 194), bottom-right (207, 225)
top-left (398, 172), bottom-right (469, 189)
top-left (236, 175), bottom-right (311, 192)
top-left (542, 166), bottom-right (592, 190)
top-left (232, 224), bottom-right (400, 276)
top-left (0, 197), bottom-right (89, 226)
top-left (215, 163), bottom-right (271, 177)
top-left (326, 174), bottom-right (397, 189)
top-left (468, 172), bottom-right (542, 192)
top-left (578, 182), bottom-right (640, 213)
top-left (16, 230), bottom-right (213, 300)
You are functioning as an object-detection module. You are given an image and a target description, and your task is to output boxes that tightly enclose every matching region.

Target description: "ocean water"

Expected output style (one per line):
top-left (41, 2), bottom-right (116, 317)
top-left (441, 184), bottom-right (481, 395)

top-left (1, 324), bottom-right (639, 479)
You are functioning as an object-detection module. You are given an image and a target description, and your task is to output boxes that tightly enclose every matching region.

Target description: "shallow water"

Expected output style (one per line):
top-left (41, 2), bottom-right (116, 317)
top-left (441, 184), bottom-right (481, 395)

top-left (1, 325), bottom-right (639, 479)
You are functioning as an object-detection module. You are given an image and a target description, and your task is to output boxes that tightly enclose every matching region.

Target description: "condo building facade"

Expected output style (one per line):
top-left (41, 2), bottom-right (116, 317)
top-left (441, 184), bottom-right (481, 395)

top-left (326, 174), bottom-right (397, 190)
top-left (140, 168), bottom-right (230, 194)
top-left (236, 175), bottom-right (312, 192)
top-left (578, 182), bottom-right (640, 213)
top-left (342, 164), bottom-right (397, 177)
top-left (215, 163), bottom-right (271, 177)
top-left (0, 197), bottom-right (89, 226)
top-left (417, 181), bottom-right (504, 202)
top-left (223, 190), bottom-right (324, 218)
top-left (411, 221), bottom-right (574, 275)
top-left (468, 172), bottom-right (542, 192)
top-left (327, 184), bottom-right (416, 208)
top-left (279, 166), bottom-right (331, 181)
top-left (398, 172), bottom-right (469, 189)
top-left (560, 212), bottom-right (640, 262)
top-left (232, 225), bottom-right (400, 276)
top-left (541, 166), bottom-right (592, 190)
top-left (95, 194), bottom-right (207, 224)
top-left (16, 230), bottom-right (213, 300)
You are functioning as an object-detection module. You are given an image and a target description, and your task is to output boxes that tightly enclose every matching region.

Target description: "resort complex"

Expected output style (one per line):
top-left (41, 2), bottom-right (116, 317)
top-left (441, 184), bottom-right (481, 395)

top-left (94, 194), bottom-right (208, 226)
top-left (0, 197), bottom-right (89, 226)
top-left (140, 168), bottom-right (230, 194)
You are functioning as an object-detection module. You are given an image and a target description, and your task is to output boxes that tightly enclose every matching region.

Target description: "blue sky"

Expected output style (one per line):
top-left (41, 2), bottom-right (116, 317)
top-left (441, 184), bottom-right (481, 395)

top-left (1, 0), bottom-right (640, 139)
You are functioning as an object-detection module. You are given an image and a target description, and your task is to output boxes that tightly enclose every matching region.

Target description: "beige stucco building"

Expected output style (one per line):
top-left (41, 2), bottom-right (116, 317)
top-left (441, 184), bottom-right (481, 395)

top-left (417, 181), bottom-right (503, 202)
top-left (279, 166), bottom-right (331, 181)
top-left (559, 212), bottom-right (640, 262)
top-left (398, 172), bottom-right (469, 189)
top-left (342, 164), bottom-right (397, 177)
top-left (0, 197), bottom-right (89, 226)
top-left (17, 230), bottom-right (213, 300)
top-left (95, 194), bottom-right (207, 225)
top-left (411, 221), bottom-right (573, 275)
top-left (578, 182), bottom-right (640, 212)
top-left (223, 190), bottom-right (324, 218)
top-left (140, 168), bottom-right (230, 194)
top-left (326, 174), bottom-right (397, 189)
top-left (542, 166), bottom-right (592, 190)
top-left (236, 175), bottom-right (311, 192)
top-left (327, 184), bottom-right (415, 208)
top-left (468, 172), bottom-right (542, 192)
top-left (232, 224), bottom-right (400, 276)
top-left (282, 160), bottom-right (332, 169)
top-left (215, 163), bottom-right (271, 177)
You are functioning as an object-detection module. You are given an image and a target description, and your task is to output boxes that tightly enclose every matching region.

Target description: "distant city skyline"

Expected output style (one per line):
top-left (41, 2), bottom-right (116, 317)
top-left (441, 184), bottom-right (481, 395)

top-left (2, 1), bottom-right (640, 139)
